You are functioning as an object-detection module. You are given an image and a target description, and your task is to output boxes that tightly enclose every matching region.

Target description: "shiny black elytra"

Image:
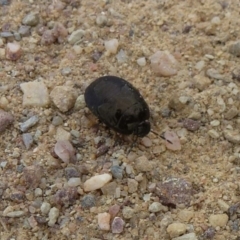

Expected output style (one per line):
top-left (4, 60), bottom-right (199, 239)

top-left (84, 76), bottom-right (150, 137)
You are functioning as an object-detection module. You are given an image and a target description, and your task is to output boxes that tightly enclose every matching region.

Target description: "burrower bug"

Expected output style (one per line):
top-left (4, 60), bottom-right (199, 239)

top-left (84, 76), bottom-right (150, 137)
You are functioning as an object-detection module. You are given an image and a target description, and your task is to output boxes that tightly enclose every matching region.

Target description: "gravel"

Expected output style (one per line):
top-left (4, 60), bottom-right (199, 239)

top-left (1, 0), bottom-right (240, 239)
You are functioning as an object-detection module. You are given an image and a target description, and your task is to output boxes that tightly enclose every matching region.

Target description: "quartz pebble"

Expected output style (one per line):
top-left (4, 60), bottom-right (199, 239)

top-left (6, 42), bottom-right (22, 60)
top-left (20, 81), bottom-right (50, 107)
top-left (141, 137), bottom-right (152, 147)
top-left (50, 86), bottom-right (76, 112)
top-left (206, 68), bottom-right (225, 80)
top-left (98, 212), bottom-right (111, 231)
top-left (164, 131), bottom-right (181, 151)
top-left (104, 39), bottom-right (119, 54)
top-left (20, 115), bottom-right (39, 132)
top-left (167, 223), bottom-right (187, 238)
top-left (137, 57), bottom-right (146, 66)
top-left (40, 202), bottom-right (51, 215)
top-left (116, 49), bottom-right (128, 63)
top-left (48, 207), bottom-right (59, 227)
top-left (0, 109), bottom-right (14, 132)
top-left (149, 50), bottom-right (178, 77)
top-left (54, 140), bottom-right (76, 164)
top-left (68, 177), bottom-right (81, 187)
top-left (208, 129), bottom-right (220, 139)
top-left (83, 173), bottom-right (112, 192)
top-left (111, 217), bottom-right (125, 234)
top-left (209, 213), bottom-right (228, 227)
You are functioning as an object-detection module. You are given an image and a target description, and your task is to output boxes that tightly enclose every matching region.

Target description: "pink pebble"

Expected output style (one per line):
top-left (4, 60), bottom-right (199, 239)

top-left (164, 130), bottom-right (181, 151)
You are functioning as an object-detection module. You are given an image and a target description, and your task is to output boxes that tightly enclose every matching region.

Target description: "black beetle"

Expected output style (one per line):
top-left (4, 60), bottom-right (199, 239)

top-left (84, 76), bottom-right (151, 137)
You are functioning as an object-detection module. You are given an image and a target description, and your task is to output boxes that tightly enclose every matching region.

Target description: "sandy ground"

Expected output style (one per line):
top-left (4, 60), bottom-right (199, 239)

top-left (0, 0), bottom-right (240, 239)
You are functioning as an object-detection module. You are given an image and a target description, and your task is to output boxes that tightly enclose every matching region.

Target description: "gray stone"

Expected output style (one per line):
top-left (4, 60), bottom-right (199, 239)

top-left (20, 115), bottom-right (39, 132)
top-left (229, 41), bottom-right (240, 57)
top-left (68, 29), bottom-right (85, 45)
top-left (111, 165), bottom-right (123, 179)
top-left (122, 206), bottom-right (134, 219)
top-left (22, 12), bottom-right (39, 26)
top-left (22, 133), bottom-right (33, 149)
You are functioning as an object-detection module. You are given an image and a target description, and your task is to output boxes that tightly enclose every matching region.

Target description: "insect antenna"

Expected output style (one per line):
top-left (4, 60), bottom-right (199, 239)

top-left (151, 130), bottom-right (173, 144)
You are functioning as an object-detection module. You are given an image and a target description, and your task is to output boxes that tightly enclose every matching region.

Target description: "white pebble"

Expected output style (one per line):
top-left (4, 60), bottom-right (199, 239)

top-left (137, 57), bottom-right (146, 66)
top-left (48, 207), bottom-right (59, 226)
top-left (41, 202), bottom-right (51, 215)
top-left (104, 39), bottom-right (119, 54)
top-left (68, 177), bottom-right (81, 187)
top-left (83, 173), bottom-right (112, 192)
top-left (210, 120), bottom-right (220, 126)
top-left (34, 188), bottom-right (42, 197)
top-left (149, 50), bottom-right (178, 77)
top-left (6, 42), bottom-right (22, 61)
top-left (54, 140), bottom-right (75, 164)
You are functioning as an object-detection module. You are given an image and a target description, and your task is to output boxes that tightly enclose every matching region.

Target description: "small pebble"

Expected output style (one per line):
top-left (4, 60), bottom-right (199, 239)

top-left (172, 233), bottom-right (198, 240)
top-left (48, 207), bottom-right (60, 226)
top-left (83, 173), bottom-right (112, 192)
top-left (101, 182), bottom-right (117, 195)
top-left (206, 68), bottom-right (225, 80)
top-left (149, 50), bottom-right (178, 77)
top-left (20, 115), bottom-right (39, 132)
top-left (68, 177), bottom-right (81, 187)
top-left (96, 14), bottom-right (108, 27)
top-left (98, 212), bottom-right (111, 231)
top-left (164, 131), bottom-right (181, 151)
top-left (22, 133), bottom-right (33, 150)
top-left (22, 12), bottom-right (39, 26)
top-left (0, 109), bottom-right (14, 132)
top-left (65, 166), bottom-right (80, 180)
top-left (50, 86), bottom-right (76, 112)
top-left (134, 155), bottom-right (152, 172)
top-left (6, 42), bottom-right (22, 61)
top-left (111, 217), bottom-right (125, 234)
top-left (127, 178), bottom-right (138, 193)
top-left (177, 210), bottom-right (194, 222)
top-left (74, 94), bottom-right (86, 110)
top-left (182, 118), bottom-right (201, 131)
top-left (23, 165), bottom-right (43, 188)
top-left (229, 41), bottom-right (240, 57)
top-left (116, 49), bottom-right (128, 63)
top-left (209, 213), bottom-right (228, 227)
top-left (111, 165), bottom-right (123, 179)
top-left (54, 187), bottom-right (78, 207)
top-left (122, 206), bottom-right (134, 219)
top-left (193, 75), bottom-right (211, 91)
top-left (109, 204), bottom-right (120, 219)
top-left (18, 25), bottom-right (31, 37)
top-left (208, 129), bottom-right (220, 139)
top-left (52, 116), bottom-right (63, 126)
top-left (141, 137), bottom-right (152, 147)
top-left (149, 202), bottom-right (164, 213)
top-left (81, 194), bottom-right (96, 209)
top-left (223, 129), bottom-right (240, 143)
top-left (68, 29), bottom-right (85, 45)
top-left (5, 211), bottom-right (25, 218)
top-left (137, 57), bottom-right (146, 66)
top-left (167, 223), bottom-right (187, 238)
top-left (54, 140), bottom-right (76, 164)
top-left (104, 39), bottom-right (119, 54)
top-left (40, 202), bottom-right (51, 215)
top-left (20, 81), bottom-right (50, 107)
